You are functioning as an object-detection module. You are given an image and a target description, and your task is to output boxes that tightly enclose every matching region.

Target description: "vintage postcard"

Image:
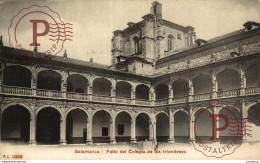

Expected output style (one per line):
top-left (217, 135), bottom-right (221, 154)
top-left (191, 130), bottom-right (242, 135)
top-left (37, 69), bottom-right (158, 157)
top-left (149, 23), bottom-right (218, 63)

top-left (0, 0), bottom-right (260, 160)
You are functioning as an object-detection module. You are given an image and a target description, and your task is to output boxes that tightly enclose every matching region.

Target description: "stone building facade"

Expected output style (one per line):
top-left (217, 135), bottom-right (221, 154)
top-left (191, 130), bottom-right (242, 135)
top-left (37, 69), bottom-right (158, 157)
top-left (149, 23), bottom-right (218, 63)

top-left (0, 2), bottom-right (260, 145)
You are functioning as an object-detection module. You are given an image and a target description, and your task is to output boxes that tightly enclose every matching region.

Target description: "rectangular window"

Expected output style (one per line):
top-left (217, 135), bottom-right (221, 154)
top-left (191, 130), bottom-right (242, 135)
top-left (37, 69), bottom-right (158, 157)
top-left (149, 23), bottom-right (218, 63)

top-left (102, 127), bottom-right (108, 136)
top-left (117, 124), bottom-right (124, 135)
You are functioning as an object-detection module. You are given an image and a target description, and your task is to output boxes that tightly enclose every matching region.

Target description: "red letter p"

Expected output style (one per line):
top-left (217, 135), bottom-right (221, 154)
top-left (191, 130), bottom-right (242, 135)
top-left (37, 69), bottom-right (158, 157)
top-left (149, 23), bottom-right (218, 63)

top-left (29, 20), bottom-right (49, 46)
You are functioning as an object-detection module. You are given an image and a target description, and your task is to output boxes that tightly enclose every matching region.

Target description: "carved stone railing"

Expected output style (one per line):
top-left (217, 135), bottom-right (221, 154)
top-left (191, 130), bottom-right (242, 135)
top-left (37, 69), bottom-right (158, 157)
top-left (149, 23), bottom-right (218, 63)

top-left (217, 89), bottom-right (240, 98)
top-left (193, 93), bottom-right (211, 101)
top-left (67, 92), bottom-right (88, 100)
top-left (245, 86), bottom-right (260, 95)
top-left (155, 98), bottom-right (168, 105)
top-left (36, 89), bottom-right (62, 98)
top-left (2, 85), bottom-right (260, 106)
top-left (115, 97), bottom-right (132, 104)
top-left (135, 99), bottom-right (151, 105)
top-left (92, 94), bottom-right (112, 102)
top-left (172, 96), bottom-right (188, 104)
top-left (1, 85), bottom-right (33, 96)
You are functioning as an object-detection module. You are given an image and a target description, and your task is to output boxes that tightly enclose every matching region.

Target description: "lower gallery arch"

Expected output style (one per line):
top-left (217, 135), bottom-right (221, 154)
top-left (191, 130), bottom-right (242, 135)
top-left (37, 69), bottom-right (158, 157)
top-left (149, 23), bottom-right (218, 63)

top-left (92, 110), bottom-right (111, 143)
top-left (66, 109), bottom-right (88, 144)
top-left (247, 104), bottom-right (260, 142)
top-left (219, 106), bottom-right (242, 144)
top-left (136, 113), bottom-right (150, 141)
top-left (1, 105), bottom-right (30, 144)
top-left (36, 107), bottom-right (61, 144)
top-left (194, 109), bottom-right (212, 144)
top-left (174, 110), bottom-right (189, 143)
top-left (156, 113), bottom-right (169, 142)
top-left (115, 111), bottom-right (132, 142)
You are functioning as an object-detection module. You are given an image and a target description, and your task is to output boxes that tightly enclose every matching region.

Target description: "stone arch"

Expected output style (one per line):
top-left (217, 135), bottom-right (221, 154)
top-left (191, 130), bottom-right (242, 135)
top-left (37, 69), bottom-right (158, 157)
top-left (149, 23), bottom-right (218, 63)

top-left (192, 74), bottom-right (212, 94)
top-left (36, 106), bottom-right (61, 144)
top-left (156, 112), bottom-right (169, 142)
top-left (115, 110), bottom-right (134, 121)
top-left (65, 107), bottom-right (89, 119)
top-left (36, 68), bottom-right (63, 78)
top-left (92, 77), bottom-right (112, 96)
top-left (116, 81), bottom-right (132, 98)
top-left (174, 109), bottom-right (189, 143)
top-left (194, 108), bottom-right (212, 143)
top-left (92, 108), bottom-right (112, 119)
top-left (215, 67), bottom-right (240, 77)
top-left (2, 103), bottom-right (32, 116)
top-left (155, 84), bottom-right (169, 100)
top-left (4, 64), bottom-right (33, 75)
top-left (135, 84), bottom-right (150, 100)
top-left (135, 111), bottom-right (150, 141)
top-left (67, 74), bottom-right (89, 93)
top-left (1, 104), bottom-right (31, 143)
top-left (172, 79), bottom-right (189, 97)
top-left (173, 109), bottom-right (189, 116)
top-left (3, 65), bottom-right (32, 88)
top-left (135, 111), bottom-right (151, 120)
top-left (115, 110), bottom-right (132, 142)
top-left (66, 107), bottom-right (88, 144)
top-left (216, 68), bottom-right (240, 91)
top-left (37, 70), bottom-right (62, 91)
top-left (36, 105), bottom-right (63, 118)
top-left (92, 109), bottom-right (112, 143)
top-left (155, 111), bottom-right (169, 118)
top-left (245, 64), bottom-right (259, 87)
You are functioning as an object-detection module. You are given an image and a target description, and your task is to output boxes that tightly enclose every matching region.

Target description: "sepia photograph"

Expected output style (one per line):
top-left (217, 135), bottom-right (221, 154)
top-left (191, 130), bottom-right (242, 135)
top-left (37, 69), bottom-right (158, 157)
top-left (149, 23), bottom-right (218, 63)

top-left (0, 0), bottom-right (260, 160)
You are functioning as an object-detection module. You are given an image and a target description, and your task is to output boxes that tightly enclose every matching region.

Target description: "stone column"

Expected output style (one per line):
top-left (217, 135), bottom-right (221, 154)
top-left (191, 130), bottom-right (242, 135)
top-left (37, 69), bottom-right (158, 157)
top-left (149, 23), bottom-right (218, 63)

top-left (130, 118), bottom-right (137, 143)
top-left (109, 118), bottom-right (116, 144)
top-left (111, 83), bottom-right (116, 103)
top-left (31, 74), bottom-right (37, 96)
top-left (188, 79), bottom-right (193, 102)
top-left (212, 72), bottom-right (218, 99)
top-left (240, 68), bottom-right (246, 96)
top-left (168, 84), bottom-right (173, 104)
top-left (241, 100), bottom-right (247, 143)
top-left (168, 110), bottom-right (175, 143)
top-left (212, 107), bottom-right (220, 144)
top-left (29, 108), bottom-right (37, 145)
top-left (149, 87), bottom-right (155, 106)
top-left (86, 117), bottom-right (93, 144)
top-left (87, 80), bottom-right (93, 101)
top-left (59, 116), bottom-right (66, 145)
top-left (153, 121), bottom-right (156, 141)
top-left (131, 87), bottom-right (135, 105)
top-left (61, 80), bottom-right (67, 99)
top-left (189, 106), bottom-right (195, 142)
top-left (149, 120), bottom-right (153, 140)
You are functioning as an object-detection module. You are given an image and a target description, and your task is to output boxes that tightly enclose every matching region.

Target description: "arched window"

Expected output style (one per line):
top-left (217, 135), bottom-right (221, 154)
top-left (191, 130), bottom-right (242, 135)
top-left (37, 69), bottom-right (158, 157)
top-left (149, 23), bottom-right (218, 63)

top-left (168, 35), bottom-right (174, 51)
top-left (133, 36), bottom-right (139, 54)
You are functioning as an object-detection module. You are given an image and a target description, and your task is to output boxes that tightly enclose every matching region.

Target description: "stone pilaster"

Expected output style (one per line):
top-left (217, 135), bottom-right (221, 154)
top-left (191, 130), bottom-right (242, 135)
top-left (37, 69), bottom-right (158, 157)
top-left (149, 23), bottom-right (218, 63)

top-left (130, 118), bottom-right (137, 143)
top-left (29, 104), bottom-right (37, 145)
top-left (168, 83), bottom-right (173, 104)
top-left (168, 110), bottom-right (175, 143)
top-left (188, 79), bottom-right (194, 102)
top-left (131, 87), bottom-right (135, 105)
top-left (109, 117), bottom-right (116, 144)
top-left (211, 71), bottom-right (218, 99)
top-left (240, 67), bottom-right (246, 96)
top-left (189, 106), bottom-right (195, 142)
top-left (59, 115), bottom-right (66, 145)
top-left (87, 79), bottom-right (93, 101)
top-left (86, 117), bottom-right (93, 144)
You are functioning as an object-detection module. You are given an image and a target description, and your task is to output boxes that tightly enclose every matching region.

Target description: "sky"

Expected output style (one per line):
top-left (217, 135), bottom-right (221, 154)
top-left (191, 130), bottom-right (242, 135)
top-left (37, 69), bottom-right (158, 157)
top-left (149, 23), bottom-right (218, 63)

top-left (0, 0), bottom-right (260, 65)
